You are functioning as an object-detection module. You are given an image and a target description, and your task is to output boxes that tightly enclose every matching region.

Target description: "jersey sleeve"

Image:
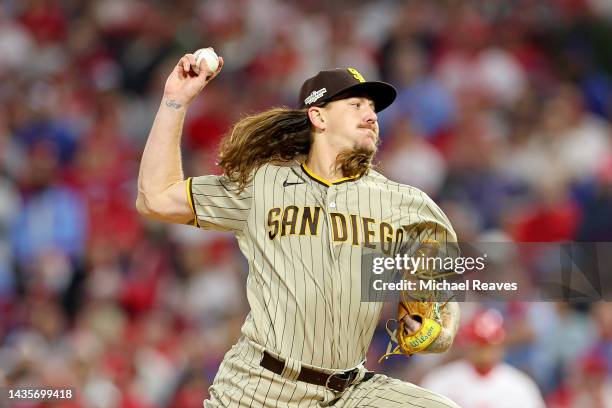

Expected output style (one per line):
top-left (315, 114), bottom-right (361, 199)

top-left (187, 175), bottom-right (253, 232)
top-left (400, 189), bottom-right (459, 261)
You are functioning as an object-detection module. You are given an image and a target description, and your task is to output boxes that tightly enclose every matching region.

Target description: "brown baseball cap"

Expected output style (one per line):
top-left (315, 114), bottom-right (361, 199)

top-left (299, 68), bottom-right (397, 112)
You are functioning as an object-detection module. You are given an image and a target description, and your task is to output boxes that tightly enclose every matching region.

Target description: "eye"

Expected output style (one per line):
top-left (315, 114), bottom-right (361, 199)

top-left (351, 102), bottom-right (361, 108)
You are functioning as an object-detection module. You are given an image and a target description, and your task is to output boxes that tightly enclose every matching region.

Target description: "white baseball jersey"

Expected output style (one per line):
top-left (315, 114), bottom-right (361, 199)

top-left (421, 360), bottom-right (546, 408)
top-left (188, 162), bottom-right (457, 370)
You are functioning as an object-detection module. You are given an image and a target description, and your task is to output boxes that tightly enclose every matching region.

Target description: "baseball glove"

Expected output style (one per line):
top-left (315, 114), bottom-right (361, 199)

top-left (379, 239), bottom-right (453, 361)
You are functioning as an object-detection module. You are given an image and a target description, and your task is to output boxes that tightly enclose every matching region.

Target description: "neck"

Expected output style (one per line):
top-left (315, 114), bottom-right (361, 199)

top-left (470, 362), bottom-right (496, 377)
top-left (305, 140), bottom-right (343, 181)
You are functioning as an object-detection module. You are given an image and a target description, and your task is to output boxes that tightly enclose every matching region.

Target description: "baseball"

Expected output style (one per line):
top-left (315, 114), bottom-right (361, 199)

top-left (194, 48), bottom-right (219, 75)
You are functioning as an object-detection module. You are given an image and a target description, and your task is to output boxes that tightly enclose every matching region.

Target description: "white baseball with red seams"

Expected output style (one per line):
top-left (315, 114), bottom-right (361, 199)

top-left (194, 48), bottom-right (219, 74)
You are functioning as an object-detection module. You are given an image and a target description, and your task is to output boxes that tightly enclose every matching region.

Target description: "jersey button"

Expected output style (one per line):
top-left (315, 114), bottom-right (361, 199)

top-left (329, 202), bottom-right (336, 208)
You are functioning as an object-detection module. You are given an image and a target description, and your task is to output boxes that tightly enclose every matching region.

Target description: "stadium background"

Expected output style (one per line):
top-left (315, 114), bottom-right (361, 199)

top-left (1, 0), bottom-right (612, 406)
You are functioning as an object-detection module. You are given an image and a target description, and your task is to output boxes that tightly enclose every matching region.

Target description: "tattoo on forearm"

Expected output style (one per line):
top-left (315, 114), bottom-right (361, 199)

top-left (165, 99), bottom-right (182, 109)
top-left (427, 301), bottom-right (461, 352)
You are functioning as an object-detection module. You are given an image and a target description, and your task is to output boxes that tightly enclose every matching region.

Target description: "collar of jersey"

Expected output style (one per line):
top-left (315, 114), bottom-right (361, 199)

top-left (300, 163), bottom-right (362, 187)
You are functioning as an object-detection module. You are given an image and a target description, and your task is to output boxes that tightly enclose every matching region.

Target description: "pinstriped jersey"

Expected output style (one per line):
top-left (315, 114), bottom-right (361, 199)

top-left (188, 162), bottom-right (457, 370)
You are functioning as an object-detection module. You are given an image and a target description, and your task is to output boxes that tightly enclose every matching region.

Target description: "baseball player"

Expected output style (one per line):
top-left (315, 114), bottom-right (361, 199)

top-left (137, 49), bottom-right (461, 407)
top-left (421, 309), bottom-right (546, 408)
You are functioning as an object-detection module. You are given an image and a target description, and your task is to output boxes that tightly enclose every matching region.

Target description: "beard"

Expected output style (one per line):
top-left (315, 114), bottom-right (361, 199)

top-left (335, 141), bottom-right (378, 178)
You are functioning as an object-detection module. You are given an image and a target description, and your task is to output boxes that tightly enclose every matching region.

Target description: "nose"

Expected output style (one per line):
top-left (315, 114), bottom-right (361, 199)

top-left (364, 106), bottom-right (377, 124)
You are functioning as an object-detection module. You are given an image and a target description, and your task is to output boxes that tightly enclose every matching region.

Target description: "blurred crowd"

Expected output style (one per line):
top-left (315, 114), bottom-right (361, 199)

top-left (1, 0), bottom-right (612, 407)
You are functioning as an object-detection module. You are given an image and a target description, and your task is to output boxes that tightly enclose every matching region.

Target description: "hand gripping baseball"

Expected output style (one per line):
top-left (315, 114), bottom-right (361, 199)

top-left (163, 48), bottom-right (224, 106)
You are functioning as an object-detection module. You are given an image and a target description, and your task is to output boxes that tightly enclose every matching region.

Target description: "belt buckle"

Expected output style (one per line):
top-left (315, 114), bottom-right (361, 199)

top-left (325, 369), bottom-right (357, 393)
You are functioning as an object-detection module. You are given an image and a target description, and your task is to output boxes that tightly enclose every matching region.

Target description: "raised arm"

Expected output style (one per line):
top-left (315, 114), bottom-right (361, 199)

top-left (136, 50), bottom-right (223, 223)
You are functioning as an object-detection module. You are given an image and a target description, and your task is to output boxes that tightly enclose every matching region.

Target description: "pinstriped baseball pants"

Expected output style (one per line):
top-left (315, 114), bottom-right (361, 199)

top-left (204, 336), bottom-right (460, 408)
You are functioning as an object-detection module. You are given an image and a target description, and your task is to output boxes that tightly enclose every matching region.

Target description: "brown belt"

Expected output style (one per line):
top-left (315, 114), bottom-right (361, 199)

top-left (260, 351), bottom-right (374, 393)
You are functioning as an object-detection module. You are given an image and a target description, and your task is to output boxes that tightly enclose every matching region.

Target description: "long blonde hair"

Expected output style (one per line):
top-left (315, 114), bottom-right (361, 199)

top-left (218, 106), bottom-right (376, 191)
top-left (218, 107), bottom-right (311, 190)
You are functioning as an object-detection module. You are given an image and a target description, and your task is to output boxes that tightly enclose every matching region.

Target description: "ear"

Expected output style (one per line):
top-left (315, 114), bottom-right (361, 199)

top-left (307, 107), bottom-right (326, 131)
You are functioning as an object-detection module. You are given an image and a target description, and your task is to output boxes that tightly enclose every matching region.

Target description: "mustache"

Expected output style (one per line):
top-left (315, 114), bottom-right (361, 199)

top-left (358, 124), bottom-right (377, 131)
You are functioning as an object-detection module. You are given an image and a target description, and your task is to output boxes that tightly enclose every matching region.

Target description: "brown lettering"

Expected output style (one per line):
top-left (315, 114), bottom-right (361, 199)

top-left (300, 206), bottom-right (321, 236)
top-left (268, 208), bottom-right (281, 239)
top-left (393, 228), bottom-right (404, 255)
top-left (362, 217), bottom-right (375, 249)
top-left (282, 206), bottom-right (299, 236)
top-left (330, 213), bottom-right (348, 242)
top-left (380, 222), bottom-right (393, 255)
top-left (350, 214), bottom-right (359, 246)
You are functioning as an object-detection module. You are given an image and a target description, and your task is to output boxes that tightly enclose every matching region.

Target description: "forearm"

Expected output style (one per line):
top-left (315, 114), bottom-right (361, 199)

top-left (426, 301), bottom-right (460, 353)
top-left (137, 97), bottom-right (188, 207)
top-left (135, 51), bottom-right (222, 223)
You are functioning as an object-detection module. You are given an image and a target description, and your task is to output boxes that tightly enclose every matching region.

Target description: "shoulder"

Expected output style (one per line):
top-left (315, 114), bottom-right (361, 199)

top-left (362, 169), bottom-right (426, 195)
top-left (361, 170), bottom-right (420, 193)
top-left (498, 363), bottom-right (539, 386)
top-left (252, 162), bottom-right (299, 180)
top-left (365, 170), bottom-right (457, 239)
top-left (497, 364), bottom-right (545, 403)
